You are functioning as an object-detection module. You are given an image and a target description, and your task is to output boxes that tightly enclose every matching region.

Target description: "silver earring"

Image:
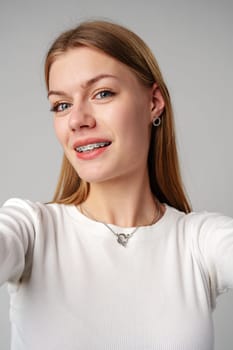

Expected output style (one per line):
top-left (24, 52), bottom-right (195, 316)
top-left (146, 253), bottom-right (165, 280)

top-left (152, 117), bottom-right (161, 127)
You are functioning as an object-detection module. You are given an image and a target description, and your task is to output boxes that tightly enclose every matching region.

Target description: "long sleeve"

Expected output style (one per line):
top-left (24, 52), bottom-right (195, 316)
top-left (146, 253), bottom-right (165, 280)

top-left (0, 198), bottom-right (37, 285)
top-left (0, 200), bottom-right (232, 350)
top-left (187, 211), bottom-right (233, 307)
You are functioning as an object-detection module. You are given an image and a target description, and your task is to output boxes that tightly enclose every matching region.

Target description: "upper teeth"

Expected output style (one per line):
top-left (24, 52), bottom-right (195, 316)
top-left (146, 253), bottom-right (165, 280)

top-left (76, 142), bottom-right (110, 153)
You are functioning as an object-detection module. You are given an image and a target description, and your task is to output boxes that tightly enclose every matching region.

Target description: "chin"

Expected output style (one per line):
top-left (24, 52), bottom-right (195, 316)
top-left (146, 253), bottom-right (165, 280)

top-left (79, 175), bottom-right (111, 185)
top-left (75, 168), bottom-right (104, 182)
top-left (77, 170), bottom-right (117, 185)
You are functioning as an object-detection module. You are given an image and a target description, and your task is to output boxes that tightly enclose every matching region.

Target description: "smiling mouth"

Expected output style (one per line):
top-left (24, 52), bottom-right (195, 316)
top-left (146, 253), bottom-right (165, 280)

top-left (76, 141), bottom-right (111, 153)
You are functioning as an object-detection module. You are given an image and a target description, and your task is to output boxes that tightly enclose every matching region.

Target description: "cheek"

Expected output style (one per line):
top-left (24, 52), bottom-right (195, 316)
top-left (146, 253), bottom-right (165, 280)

top-left (116, 102), bottom-right (151, 139)
top-left (127, 106), bottom-right (151, 155)
top-left (111, 108), bottom-right (151, 164)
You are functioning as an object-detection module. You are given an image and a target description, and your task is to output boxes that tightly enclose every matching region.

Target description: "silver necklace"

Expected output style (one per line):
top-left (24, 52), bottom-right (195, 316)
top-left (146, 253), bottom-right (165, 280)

top-left (79, 200), bottom-right (161, 247)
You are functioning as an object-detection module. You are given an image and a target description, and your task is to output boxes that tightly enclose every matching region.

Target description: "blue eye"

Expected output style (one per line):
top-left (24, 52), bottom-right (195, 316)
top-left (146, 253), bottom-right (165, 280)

top-left (95, 90), bottom-right (114, 99)
top-left (50, 102), bottom-right (72, 113)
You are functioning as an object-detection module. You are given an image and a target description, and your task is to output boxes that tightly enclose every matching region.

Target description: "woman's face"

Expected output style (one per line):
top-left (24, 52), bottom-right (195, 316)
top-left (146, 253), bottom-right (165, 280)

top-left (48, 47), bottom-right (164, 185)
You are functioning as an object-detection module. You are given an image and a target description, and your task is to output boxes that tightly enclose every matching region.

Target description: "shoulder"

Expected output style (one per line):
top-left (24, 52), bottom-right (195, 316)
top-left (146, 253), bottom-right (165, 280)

top-left (1, 198), bottom-right (72, 225)
top-left (184, 209), bottom-right (233, 243)
top-left (166, 204), bottom-right (233, 232)
top-left (164, 205), bottom-right (233, 250)
top-left (166, 205), bottom-right (233, 260)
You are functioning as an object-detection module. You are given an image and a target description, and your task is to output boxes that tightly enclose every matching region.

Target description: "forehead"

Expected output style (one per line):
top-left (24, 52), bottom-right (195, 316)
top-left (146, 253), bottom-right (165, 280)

top-left (48, 46), bottom-right (138, 89)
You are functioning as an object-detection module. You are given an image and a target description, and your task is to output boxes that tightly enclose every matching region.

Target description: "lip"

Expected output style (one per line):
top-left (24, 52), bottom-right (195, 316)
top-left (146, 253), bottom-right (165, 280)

top-left (75, 145), bottom-right (110, 160)
top-left (73, 138), bottom-right (112, 150)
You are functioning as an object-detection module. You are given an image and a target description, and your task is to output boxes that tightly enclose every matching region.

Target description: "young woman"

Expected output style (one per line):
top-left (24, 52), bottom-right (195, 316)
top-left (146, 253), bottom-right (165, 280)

top-left (0, 20), bottom-right (232, 350)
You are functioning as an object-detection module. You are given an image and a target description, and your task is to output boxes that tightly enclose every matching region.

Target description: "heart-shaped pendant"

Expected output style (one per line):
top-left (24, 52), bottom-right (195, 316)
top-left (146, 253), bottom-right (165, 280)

top-left (117, 233), bottom-right (129, 247)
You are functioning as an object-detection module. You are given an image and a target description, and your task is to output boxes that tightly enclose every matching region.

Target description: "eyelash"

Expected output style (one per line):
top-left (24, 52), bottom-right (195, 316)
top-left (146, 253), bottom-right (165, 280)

top-left (94, 90), bottom-right (115, 99)
top-left (50, 102), bottom-right (72, 113)
top-left (50, 90), bottom-right (115, 113)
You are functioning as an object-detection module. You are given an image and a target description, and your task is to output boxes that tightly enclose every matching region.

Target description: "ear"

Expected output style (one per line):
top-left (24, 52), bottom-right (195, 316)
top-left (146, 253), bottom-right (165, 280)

top-left (150, 83), bottom-right (165, 122)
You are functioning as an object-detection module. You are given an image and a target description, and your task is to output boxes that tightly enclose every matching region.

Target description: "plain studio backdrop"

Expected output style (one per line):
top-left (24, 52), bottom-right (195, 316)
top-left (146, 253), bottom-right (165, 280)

top-left (0, 0), bottom-right (232, 349)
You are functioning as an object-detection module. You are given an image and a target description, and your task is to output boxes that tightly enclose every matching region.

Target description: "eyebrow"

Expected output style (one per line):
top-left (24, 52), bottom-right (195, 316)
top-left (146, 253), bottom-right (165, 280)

top-left (47, 74), bottom-right (117, 98)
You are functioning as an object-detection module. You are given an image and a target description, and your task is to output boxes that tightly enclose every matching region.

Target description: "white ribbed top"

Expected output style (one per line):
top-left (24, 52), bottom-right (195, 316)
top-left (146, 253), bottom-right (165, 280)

top-left (1, 198), bottom-right (233, 350)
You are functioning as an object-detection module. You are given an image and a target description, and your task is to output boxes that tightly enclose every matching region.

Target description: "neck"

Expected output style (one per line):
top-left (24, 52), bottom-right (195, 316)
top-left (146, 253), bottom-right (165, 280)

top-left (80, 171), bottom-right (161, 227)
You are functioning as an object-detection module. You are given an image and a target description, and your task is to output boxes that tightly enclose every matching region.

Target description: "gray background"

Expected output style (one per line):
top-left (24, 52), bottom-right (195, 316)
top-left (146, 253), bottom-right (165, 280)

top-left (0, 0), bottom-right (232, 348)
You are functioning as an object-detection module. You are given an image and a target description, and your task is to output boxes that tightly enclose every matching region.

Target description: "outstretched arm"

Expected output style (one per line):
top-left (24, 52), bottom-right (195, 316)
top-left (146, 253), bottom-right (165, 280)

top-left (0, 198), bottom-right (37, 286)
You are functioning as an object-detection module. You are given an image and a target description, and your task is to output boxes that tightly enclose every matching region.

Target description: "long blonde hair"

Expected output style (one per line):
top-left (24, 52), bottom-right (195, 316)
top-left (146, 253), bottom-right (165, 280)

top-left (45, 20), bottom-right (191, 213)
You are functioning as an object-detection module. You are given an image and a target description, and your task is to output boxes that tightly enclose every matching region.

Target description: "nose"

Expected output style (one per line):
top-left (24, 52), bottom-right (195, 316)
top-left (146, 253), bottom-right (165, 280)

top-left (68, 102), bottom-right (96, 131)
